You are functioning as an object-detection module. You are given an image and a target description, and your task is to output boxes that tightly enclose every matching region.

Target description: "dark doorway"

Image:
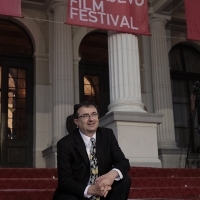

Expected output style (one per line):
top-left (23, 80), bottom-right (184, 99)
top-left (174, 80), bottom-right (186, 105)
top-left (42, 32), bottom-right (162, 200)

top-left (0, 19), bottom-right (34, 167)
top-left (169, 44), bottom-right (200, 153)
top-left (79, 62), bottom-right (109, 117)
top-left (79, 31), bottom-right (110, 117)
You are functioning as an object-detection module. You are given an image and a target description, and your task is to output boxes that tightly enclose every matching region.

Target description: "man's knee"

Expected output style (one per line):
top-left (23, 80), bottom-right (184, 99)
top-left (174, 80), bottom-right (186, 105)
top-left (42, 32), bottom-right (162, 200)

top-left (105, 174), bottom-right (131, 200)
top-left (111, 173), bottom-right (131, 192)
top-left (119, 174), bottom-right (131, 187)
top-left (125, 174), bottom-right (132, 185)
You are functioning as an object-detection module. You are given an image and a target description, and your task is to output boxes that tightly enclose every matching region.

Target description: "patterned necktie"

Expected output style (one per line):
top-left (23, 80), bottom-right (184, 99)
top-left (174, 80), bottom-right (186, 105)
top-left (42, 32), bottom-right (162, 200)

top-left (89, 138), bottom-right (100, 200)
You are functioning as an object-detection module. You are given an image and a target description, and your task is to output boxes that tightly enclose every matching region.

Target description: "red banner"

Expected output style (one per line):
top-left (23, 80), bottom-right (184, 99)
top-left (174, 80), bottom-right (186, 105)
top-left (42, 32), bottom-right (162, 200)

top-left (0, 0), bottom-right (22, 17)
top-left (185, 0), bottom-right (200, 41)
top-left (66, 0), bottom-right (150, 35)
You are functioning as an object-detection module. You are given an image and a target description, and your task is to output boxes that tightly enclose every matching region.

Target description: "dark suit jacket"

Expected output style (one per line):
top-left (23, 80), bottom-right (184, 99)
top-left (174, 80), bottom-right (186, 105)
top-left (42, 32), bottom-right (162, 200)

top-left (53, 127), bottom-right (130, 199)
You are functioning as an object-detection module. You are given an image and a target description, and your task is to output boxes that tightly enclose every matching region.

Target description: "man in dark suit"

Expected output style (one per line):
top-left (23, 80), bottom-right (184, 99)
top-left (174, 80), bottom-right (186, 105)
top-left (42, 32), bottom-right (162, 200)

top-left (53, 101), bottom-right (131, 200)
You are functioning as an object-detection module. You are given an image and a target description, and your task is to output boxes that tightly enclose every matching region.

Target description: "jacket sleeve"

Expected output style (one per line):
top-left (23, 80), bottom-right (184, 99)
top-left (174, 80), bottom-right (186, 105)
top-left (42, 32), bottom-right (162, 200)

top-left (97, 127), bottom-right (130, 177)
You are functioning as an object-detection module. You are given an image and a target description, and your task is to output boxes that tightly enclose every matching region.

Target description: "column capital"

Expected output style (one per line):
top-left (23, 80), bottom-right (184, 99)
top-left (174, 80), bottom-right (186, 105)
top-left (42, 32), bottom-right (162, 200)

top-left (51, 0), bottom-right (67, 13)
top-left (149, 17), bottom-right (167, 28)
top-left (108, 31), bottom-right (134, 37)
top-left (52, 0), bottom-right (67, 5)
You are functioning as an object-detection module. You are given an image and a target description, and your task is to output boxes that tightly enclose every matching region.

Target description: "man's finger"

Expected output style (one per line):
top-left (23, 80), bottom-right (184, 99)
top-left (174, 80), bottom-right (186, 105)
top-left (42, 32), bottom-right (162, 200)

top-left (103, 186), bottom-right (111, 197)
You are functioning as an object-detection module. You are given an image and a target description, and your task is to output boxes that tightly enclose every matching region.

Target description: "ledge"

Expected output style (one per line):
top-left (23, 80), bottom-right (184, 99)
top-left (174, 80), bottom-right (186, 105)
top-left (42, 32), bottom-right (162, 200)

top-left (42, 145), bottom-right (57, 157)
top-left (100, 111), bottom-right (163, 127)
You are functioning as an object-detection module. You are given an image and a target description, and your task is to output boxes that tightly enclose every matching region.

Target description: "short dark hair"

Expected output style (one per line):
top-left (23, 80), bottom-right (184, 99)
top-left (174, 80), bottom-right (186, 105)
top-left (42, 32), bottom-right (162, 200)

top-left (73, 101), bottom-right (98, 119)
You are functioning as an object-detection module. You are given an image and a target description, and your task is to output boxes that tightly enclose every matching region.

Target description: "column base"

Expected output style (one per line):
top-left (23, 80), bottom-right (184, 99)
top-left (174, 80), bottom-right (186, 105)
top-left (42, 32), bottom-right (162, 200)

top-left (108, 100), bottom-right (146, 113)
top-left (100, 111), bottom-right (163, 168)
top-left (129, 158), bottom-right (161, 167)
top-left (42, 146), bottom-right (57, 168)
top-left (158, 140), bottom-right (178, 149)
top-left (159, 149), bottom-right (187, 168)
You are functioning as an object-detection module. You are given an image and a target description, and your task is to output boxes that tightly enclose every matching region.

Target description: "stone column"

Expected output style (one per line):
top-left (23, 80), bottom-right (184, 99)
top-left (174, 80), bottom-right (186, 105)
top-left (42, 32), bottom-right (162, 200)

top-left (150, 18), bottom-right (177, 149)
top-left (108, 31), bottom-right (145, 112)
top-left (104, 31), bottom-right (162, 167)
top-left (52, 0), bottom-right (74, 145)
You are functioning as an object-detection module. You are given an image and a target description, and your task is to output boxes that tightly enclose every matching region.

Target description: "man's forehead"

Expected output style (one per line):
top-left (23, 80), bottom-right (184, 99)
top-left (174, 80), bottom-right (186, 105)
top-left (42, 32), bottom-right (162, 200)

top-left (78, 105), bottom-right (97, 113)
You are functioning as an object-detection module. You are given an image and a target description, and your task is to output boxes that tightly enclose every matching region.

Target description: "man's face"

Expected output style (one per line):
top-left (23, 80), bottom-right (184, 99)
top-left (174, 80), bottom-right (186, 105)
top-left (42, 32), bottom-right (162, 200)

top-left (74, 105), bottom-right (99, 137)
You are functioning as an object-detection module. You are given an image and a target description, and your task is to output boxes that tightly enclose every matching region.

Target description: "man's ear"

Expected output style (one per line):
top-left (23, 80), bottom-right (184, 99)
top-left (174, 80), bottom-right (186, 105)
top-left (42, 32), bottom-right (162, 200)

top-left (74, 119), bottom-right (78, 126)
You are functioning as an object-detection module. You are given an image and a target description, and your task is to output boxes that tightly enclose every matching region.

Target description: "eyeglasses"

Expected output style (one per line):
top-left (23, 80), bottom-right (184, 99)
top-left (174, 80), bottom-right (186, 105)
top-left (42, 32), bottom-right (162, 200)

top-left (77, 112), bottom-right (99, 119)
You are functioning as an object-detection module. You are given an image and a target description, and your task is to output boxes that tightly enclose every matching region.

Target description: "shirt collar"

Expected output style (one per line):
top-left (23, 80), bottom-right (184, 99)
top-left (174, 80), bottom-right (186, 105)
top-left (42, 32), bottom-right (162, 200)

top-left (79, 130), bottom-right (96, 146)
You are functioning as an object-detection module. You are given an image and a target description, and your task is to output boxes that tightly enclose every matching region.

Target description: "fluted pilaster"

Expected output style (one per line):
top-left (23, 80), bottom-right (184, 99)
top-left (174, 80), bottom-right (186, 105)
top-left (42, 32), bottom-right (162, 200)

top-left (150, 18), bottom-right (177, 149)
top-left (108, 31), bottom-right (145, 112)
top-left (52, 0), bottom-right (74, 145)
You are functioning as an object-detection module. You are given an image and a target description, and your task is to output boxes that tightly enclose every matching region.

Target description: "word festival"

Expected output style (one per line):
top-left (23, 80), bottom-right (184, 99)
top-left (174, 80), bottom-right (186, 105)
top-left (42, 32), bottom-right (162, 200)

top-left (69, 0), bottom-right (146, 32)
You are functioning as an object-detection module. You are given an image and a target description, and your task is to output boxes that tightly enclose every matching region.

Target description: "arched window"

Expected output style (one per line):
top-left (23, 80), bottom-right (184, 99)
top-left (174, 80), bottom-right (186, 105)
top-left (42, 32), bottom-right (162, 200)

top-left (169, 44), bottom-right (200, 153)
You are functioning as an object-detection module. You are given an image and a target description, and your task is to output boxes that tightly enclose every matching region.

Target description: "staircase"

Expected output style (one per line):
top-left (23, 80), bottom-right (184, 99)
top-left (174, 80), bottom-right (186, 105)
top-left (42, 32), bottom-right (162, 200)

top-left (0, 168), bottom-right (57, 200)
top-left (129, 167), bottom-right (200, 199)
top-left (1, 167), bottom-right (200, 199)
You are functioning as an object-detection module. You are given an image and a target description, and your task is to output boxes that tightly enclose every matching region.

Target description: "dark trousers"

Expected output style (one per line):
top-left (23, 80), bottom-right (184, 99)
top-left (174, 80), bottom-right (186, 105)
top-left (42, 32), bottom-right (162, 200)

top-left (55, 174), bottom-right (131, 200)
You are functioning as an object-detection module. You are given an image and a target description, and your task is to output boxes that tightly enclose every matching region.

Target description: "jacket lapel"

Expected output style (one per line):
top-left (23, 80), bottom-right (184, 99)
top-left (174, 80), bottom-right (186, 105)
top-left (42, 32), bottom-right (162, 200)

top-left (75, 130), bottom-right (90, 168)
top-left (96, 129), bottom-right (104, 175)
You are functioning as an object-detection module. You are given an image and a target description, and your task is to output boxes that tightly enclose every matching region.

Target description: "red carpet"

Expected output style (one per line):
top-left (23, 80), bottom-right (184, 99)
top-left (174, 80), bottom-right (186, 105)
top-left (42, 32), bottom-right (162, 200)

top-left (129, 167), bottom-right (200, 199)
top-left (1, 167), bottom-right (200, 199)
top-left (0, 168), bottom-right (57, 200)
